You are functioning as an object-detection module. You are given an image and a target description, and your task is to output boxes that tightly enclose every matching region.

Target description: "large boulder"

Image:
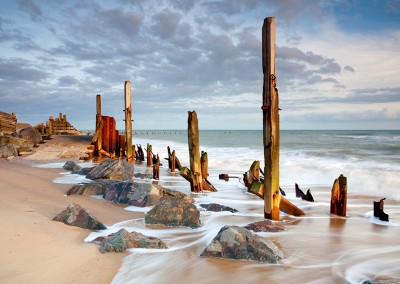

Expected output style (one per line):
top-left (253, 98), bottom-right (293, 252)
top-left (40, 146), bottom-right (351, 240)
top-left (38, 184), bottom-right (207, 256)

top-left (201, 225), bottom-right (284, 263)
top-left (53, 203), bottom-right (106, 230)
top-left (93, 228), bottom-right (167, 253)
top-left (18, 126), bottom-right (42, 146)
top-left (86, 159), bottom-right (134, 181)
top-left (0, 143), bottom-right (18, 158)
top-left (145, 195), bottom-right (200, 228)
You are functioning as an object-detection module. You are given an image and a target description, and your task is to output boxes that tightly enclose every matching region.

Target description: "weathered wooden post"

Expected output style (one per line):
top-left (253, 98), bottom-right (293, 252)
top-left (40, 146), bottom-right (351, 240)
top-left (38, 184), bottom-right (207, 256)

top-left (96, 94), bottom-right (103, 158)
top-left (330, 174), bottom-right (347, 217)
top-left (124, 81), bottom-right (133, 162)
top-left (147, 144), bottom-right (153, 166)
top-left (262, 17), bottom-right (280, 220)
top-left (200, 151), bottom-right (208, 179)
top-left (188, 111), bottom-right (202, 192)
top-left (171, 150), bottom-right (176, 172)
top-left (153, 154), bottom-right (160, 180)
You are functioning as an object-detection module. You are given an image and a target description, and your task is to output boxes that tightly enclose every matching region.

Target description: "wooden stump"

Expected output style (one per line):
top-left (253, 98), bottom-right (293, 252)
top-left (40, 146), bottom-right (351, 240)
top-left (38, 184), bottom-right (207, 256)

top-left (124, 81), bottom-right (133, 162)
top-left (147, 144), bottom-right (153, 167)
top-left (201, 151), bottom-right (208, 179)
top-left (153, 154), bottom-right (160, 180)
top-left (330, 174), bottom-right (347, 217)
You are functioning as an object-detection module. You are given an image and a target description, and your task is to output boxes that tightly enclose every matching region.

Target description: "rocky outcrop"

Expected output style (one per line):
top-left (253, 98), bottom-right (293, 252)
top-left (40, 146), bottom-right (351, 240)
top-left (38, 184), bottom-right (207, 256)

top-left (52, 203), bottom-right (106, 230)
top-left (145, 195), bottom-right (200, 228)
top-left (244, 220), bottom-right (285, 232)
top-left (92, 228), bottom-right (167, 253)
top-left (86, 159), bottom-right (134, 181)
top-left (18, 126), bottom-right (42, 146)
top-left (63, 161), bottom-right (82, 171)
top-left (201, 225), bottom-right (284, 263)
top-left (200, 203), bottom-right (238, 213)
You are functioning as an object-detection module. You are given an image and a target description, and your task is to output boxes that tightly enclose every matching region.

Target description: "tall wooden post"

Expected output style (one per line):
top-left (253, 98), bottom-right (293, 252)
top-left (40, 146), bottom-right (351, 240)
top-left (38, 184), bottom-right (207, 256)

top-left (125, 81), bottom-right (133, 162)
top-left (262, 17), bottom-right (280, 220)
top-left (188, 111), bottom-right (202, 192)
top-left (330, 174), bottom-right (347, 217)
top-left (96, 94), bottom-right (102, 158)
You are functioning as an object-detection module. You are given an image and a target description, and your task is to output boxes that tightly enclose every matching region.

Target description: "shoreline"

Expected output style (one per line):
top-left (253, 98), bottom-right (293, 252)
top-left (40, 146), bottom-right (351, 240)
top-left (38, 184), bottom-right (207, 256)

top-left (0, 135), bottom-right (141, 284)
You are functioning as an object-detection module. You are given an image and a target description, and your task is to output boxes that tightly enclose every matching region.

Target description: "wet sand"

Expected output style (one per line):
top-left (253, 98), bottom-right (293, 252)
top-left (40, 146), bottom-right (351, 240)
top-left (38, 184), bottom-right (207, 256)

top-left (0, 135), bottom-right (142, 284)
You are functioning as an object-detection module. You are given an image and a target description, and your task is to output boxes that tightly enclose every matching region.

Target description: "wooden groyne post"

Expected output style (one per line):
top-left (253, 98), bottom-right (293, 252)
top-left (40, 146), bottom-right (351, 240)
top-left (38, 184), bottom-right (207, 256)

top-left (188, 111), bottom-right (202, 192)
top-left (96, 94), bottom-right (103, 158)
top-left (330, 174), bottom-right (347, 217)
top-left (125, 80), bottom-right (133, 162)
top-left (262, 17), bottom-right (280, 220)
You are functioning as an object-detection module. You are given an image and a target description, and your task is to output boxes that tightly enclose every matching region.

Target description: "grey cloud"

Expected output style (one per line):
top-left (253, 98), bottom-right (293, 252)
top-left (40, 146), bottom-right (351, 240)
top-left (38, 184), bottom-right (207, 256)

top-left (58, 75), bottom-right (80, 87)
top-left (169, 0), bottom-right (196, 11)
top-left (101, 9), bottom-right (143, 38)
top-left (151, 10), bottom-right (182, 39)
top-left (18, 0), bottom-right (43, 21)
top-left (344, 65), bottom-right (355, 72)
top-left (0, 58), bottom-right (49, 82)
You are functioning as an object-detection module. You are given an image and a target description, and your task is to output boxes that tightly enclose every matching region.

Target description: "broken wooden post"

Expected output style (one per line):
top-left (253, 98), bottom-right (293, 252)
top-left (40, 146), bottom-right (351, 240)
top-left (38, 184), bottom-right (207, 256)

top-left (171, 150), bottom-right (176, 172)
top-left (102, 116), bottom-right (110, 153)
top-left (373, 198), bottom-right (389, 222)
top-left (187, 111), bottom-right (202, 192)
top-left (201, 151), bottom-right (208, 179)
top-left (330, 174), bottom-right (347, 217)
top-left (147, 143), bottom-right (153, 166)
top-left (153, 154), bottom-right (160, 180)
top-left (262, 16), bottom-right (280, 220)
top-left (124, 80), bottom-right (133, 162)
top-left (110, 117), bottom-right (116, 157)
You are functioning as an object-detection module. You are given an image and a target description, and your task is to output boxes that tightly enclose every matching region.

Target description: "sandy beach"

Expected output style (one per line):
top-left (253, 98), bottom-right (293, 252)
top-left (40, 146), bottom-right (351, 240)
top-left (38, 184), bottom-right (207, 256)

top-left (0, 135), bottom-right (142, 284)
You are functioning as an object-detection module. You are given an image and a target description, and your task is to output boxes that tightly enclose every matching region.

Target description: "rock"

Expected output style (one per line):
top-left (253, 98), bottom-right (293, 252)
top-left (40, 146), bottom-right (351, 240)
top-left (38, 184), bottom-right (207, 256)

top-left (201, 225), bottom-right (284, 263)
top-left (18, 126), bottom-right (42, 146)
top-left (63, 161), bottom-right (82, 171)
top-left (86, 159), bottom-right (134, 181)
top-left (0, 143), bottom-right (18, 158)
top-left (145, 195), bottom-right (200, 228)
top-left (93, 228), bottom-right (167, 253)
top-left (53, 203), bottom-right (106, 230)
top-left (200, 203), bottom-right (238, 213)
top-left (102, 181), bottom-right (193, 207)
top-left (66, 181), bottom-right (111, 196)
top-left (244, 220), bottom-right (285, 232)
top-left (71, 167), bottom-right (94, 175)
top-left (0, 135), bottom-right (33, 153)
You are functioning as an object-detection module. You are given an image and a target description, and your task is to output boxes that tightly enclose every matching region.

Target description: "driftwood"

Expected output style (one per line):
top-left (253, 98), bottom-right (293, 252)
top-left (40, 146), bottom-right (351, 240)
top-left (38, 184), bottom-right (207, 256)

top-left (373, 198), bottom-right (389, 222)
top-left (330, 174), bottom-right (347, 217)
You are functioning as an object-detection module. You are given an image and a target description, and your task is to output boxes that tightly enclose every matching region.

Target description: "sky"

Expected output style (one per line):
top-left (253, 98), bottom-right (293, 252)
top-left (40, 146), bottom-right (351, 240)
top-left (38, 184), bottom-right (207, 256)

top-left (0, 0), bottom-right (399, 130)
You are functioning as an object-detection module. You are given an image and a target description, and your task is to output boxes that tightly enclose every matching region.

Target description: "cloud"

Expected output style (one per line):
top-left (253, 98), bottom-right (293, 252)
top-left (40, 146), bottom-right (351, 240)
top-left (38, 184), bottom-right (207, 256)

top-left (18, 0), bottom-right (43, 21)
top-left (151, 10), bottom-right (182, 39)
top-left (0, 58), bottom-right (49, 82)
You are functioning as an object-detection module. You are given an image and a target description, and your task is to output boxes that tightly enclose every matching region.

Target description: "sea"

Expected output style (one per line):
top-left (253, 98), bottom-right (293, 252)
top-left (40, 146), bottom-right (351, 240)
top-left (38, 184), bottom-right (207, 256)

top-left (46, 130), bottom-right (400, 283)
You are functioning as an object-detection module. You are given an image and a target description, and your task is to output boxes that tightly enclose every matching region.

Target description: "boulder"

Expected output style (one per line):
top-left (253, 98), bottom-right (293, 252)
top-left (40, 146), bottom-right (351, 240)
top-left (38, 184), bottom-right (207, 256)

top-left (0, 143), bottom-right (18, 158)
top-left (102, 182), bottom-right (193, 208)
top-left (200, 203), bottom-right (238, 213)
top-left (201, 225), bottom-right (284, 263)
top-left (18, 126), bottom-right (42, 146)
top-left (244, 220), bottom-right (285, 232)
top-left (86, 159), bottom-right (134, 181)
top-left (93, 228), bottom-right (167, 253)
top-left (71, 167), bottom-right (94, 175)
top-left (66, 181), bottom-right (112, 196)
top-left (63, 161), bottom-right (82, 171)
top-left (53, 203), bottom-right (106, 230)
top-left (0, 136), bottom-right (33, 153)
top-left (145, 195), bottom-right (200, 228)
